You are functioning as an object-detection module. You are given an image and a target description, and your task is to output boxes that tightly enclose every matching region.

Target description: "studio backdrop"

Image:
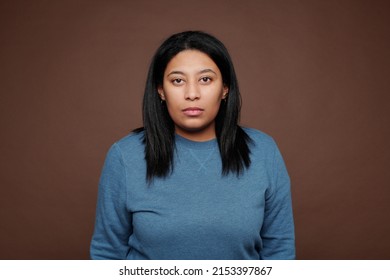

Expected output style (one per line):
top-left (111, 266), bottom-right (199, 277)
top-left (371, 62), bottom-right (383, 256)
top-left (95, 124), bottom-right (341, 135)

top-left (0, 0), bottom-right (389, 259)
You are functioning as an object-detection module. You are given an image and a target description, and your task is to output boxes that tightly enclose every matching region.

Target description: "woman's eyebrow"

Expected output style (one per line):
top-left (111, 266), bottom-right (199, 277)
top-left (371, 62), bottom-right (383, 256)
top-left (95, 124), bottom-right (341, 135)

top-left (167, 70), bottom-right (185, 76)
top-left (167, 68), bottom-right (217, 77)
top-left (199, 68), bottom-right (217, 75)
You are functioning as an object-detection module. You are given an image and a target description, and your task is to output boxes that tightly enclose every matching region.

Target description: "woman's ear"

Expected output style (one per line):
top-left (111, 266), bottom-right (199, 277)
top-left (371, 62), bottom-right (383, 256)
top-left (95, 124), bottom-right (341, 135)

top-left (222, 86), bottom-right (229, 100)
top-left (157, 86), bottom-right (165, 101)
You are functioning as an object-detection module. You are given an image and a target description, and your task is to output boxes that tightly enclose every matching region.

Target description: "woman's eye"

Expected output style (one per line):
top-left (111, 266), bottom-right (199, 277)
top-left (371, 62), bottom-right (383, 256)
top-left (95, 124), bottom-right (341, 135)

top-left (200, 77), bottom-right (211, 83)
top-left (172, 78), bottom-right (184, 85)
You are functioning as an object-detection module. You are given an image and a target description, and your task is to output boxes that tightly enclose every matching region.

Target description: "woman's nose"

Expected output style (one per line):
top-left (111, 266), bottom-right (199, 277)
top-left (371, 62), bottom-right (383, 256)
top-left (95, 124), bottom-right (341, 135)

top-left (184, 81), bottom-right (200, 100)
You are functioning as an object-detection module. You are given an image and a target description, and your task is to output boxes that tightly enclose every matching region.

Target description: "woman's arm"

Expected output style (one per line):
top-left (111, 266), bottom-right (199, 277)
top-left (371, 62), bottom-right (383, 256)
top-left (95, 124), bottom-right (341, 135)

top-left (90, 144), bottom-right (132, 260)
top-left (260, 143), bottom-right (295, 259)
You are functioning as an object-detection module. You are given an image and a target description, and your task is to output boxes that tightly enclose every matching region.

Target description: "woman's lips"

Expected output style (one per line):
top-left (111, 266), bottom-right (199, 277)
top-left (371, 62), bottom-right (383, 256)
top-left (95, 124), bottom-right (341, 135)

top-left (182, 107), bottom-right (204, 117)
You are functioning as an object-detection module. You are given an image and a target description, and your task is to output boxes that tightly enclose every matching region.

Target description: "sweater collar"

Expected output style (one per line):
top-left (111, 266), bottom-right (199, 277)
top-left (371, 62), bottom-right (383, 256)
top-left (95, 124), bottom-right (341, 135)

top-left (175, 134), bottom-right (217, 150)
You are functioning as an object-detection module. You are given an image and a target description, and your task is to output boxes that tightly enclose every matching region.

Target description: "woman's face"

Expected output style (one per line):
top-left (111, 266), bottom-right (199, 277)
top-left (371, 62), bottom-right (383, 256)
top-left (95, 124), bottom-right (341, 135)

top-left (158, 50), bottom-right (228, 141)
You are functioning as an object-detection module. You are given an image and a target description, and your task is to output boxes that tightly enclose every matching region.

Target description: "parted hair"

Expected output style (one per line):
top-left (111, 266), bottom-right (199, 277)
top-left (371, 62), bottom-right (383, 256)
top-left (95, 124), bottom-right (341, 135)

top-left (134, 31), bottom-right (252, 182)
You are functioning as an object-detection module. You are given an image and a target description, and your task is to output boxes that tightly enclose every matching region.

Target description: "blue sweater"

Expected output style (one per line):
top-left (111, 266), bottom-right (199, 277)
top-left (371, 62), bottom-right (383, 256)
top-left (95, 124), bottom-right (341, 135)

top-left (90, 128), bottom-right (295, 259)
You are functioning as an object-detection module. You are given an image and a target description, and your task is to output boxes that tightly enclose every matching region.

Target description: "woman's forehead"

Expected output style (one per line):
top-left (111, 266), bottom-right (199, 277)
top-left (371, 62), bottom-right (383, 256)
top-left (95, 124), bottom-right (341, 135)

top-left (164, 50), bottom-right (220, 75)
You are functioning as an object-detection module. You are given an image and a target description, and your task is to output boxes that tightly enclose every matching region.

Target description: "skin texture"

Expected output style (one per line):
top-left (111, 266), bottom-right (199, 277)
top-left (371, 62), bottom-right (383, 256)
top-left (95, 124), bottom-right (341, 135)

top-left (158, 50), bottom-right (228, 141)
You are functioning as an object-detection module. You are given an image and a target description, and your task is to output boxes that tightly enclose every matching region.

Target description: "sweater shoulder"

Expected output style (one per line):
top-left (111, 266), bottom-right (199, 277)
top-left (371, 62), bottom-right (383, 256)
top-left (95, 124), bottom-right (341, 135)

top-left (242, 127), bottom-right (277, 150)
top-left (106, 131), bottom-right (145, 164)
top-left (114, 131), bottom-right (144, 150)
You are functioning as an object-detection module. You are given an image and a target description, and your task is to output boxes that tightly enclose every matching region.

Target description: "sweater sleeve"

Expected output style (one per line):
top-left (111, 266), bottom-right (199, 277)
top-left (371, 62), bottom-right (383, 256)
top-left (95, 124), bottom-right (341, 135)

top-left (259, 142), bottom-right (295, 260)
top-left (90, 143), bottom-right (132, 259)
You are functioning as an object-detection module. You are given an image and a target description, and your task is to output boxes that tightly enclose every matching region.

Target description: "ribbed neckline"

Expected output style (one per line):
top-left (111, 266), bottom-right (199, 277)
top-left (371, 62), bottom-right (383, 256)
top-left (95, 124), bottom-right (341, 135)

top-left (175, 134), bottom-right (218, 150)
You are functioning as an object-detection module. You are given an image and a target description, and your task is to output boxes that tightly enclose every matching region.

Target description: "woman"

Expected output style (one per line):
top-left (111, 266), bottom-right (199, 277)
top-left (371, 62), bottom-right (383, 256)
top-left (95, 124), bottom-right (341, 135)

top-left (90, 31), bottom-right (295, 260)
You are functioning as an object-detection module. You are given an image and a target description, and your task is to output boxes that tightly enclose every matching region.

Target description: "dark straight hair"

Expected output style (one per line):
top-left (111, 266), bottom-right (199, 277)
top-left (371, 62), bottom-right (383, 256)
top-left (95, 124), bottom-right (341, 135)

top-left (134, 31), bottom-right (252, 182)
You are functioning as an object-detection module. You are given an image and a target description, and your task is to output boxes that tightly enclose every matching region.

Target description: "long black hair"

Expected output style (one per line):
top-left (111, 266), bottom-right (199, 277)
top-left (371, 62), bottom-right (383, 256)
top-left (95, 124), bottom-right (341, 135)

top-left (134, 31), bottom-right (252, 182)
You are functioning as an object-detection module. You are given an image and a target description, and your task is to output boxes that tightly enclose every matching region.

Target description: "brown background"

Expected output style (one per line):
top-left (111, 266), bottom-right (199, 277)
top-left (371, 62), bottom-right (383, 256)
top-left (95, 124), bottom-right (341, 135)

top-left (1, 0), bottom-right (389, 259)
